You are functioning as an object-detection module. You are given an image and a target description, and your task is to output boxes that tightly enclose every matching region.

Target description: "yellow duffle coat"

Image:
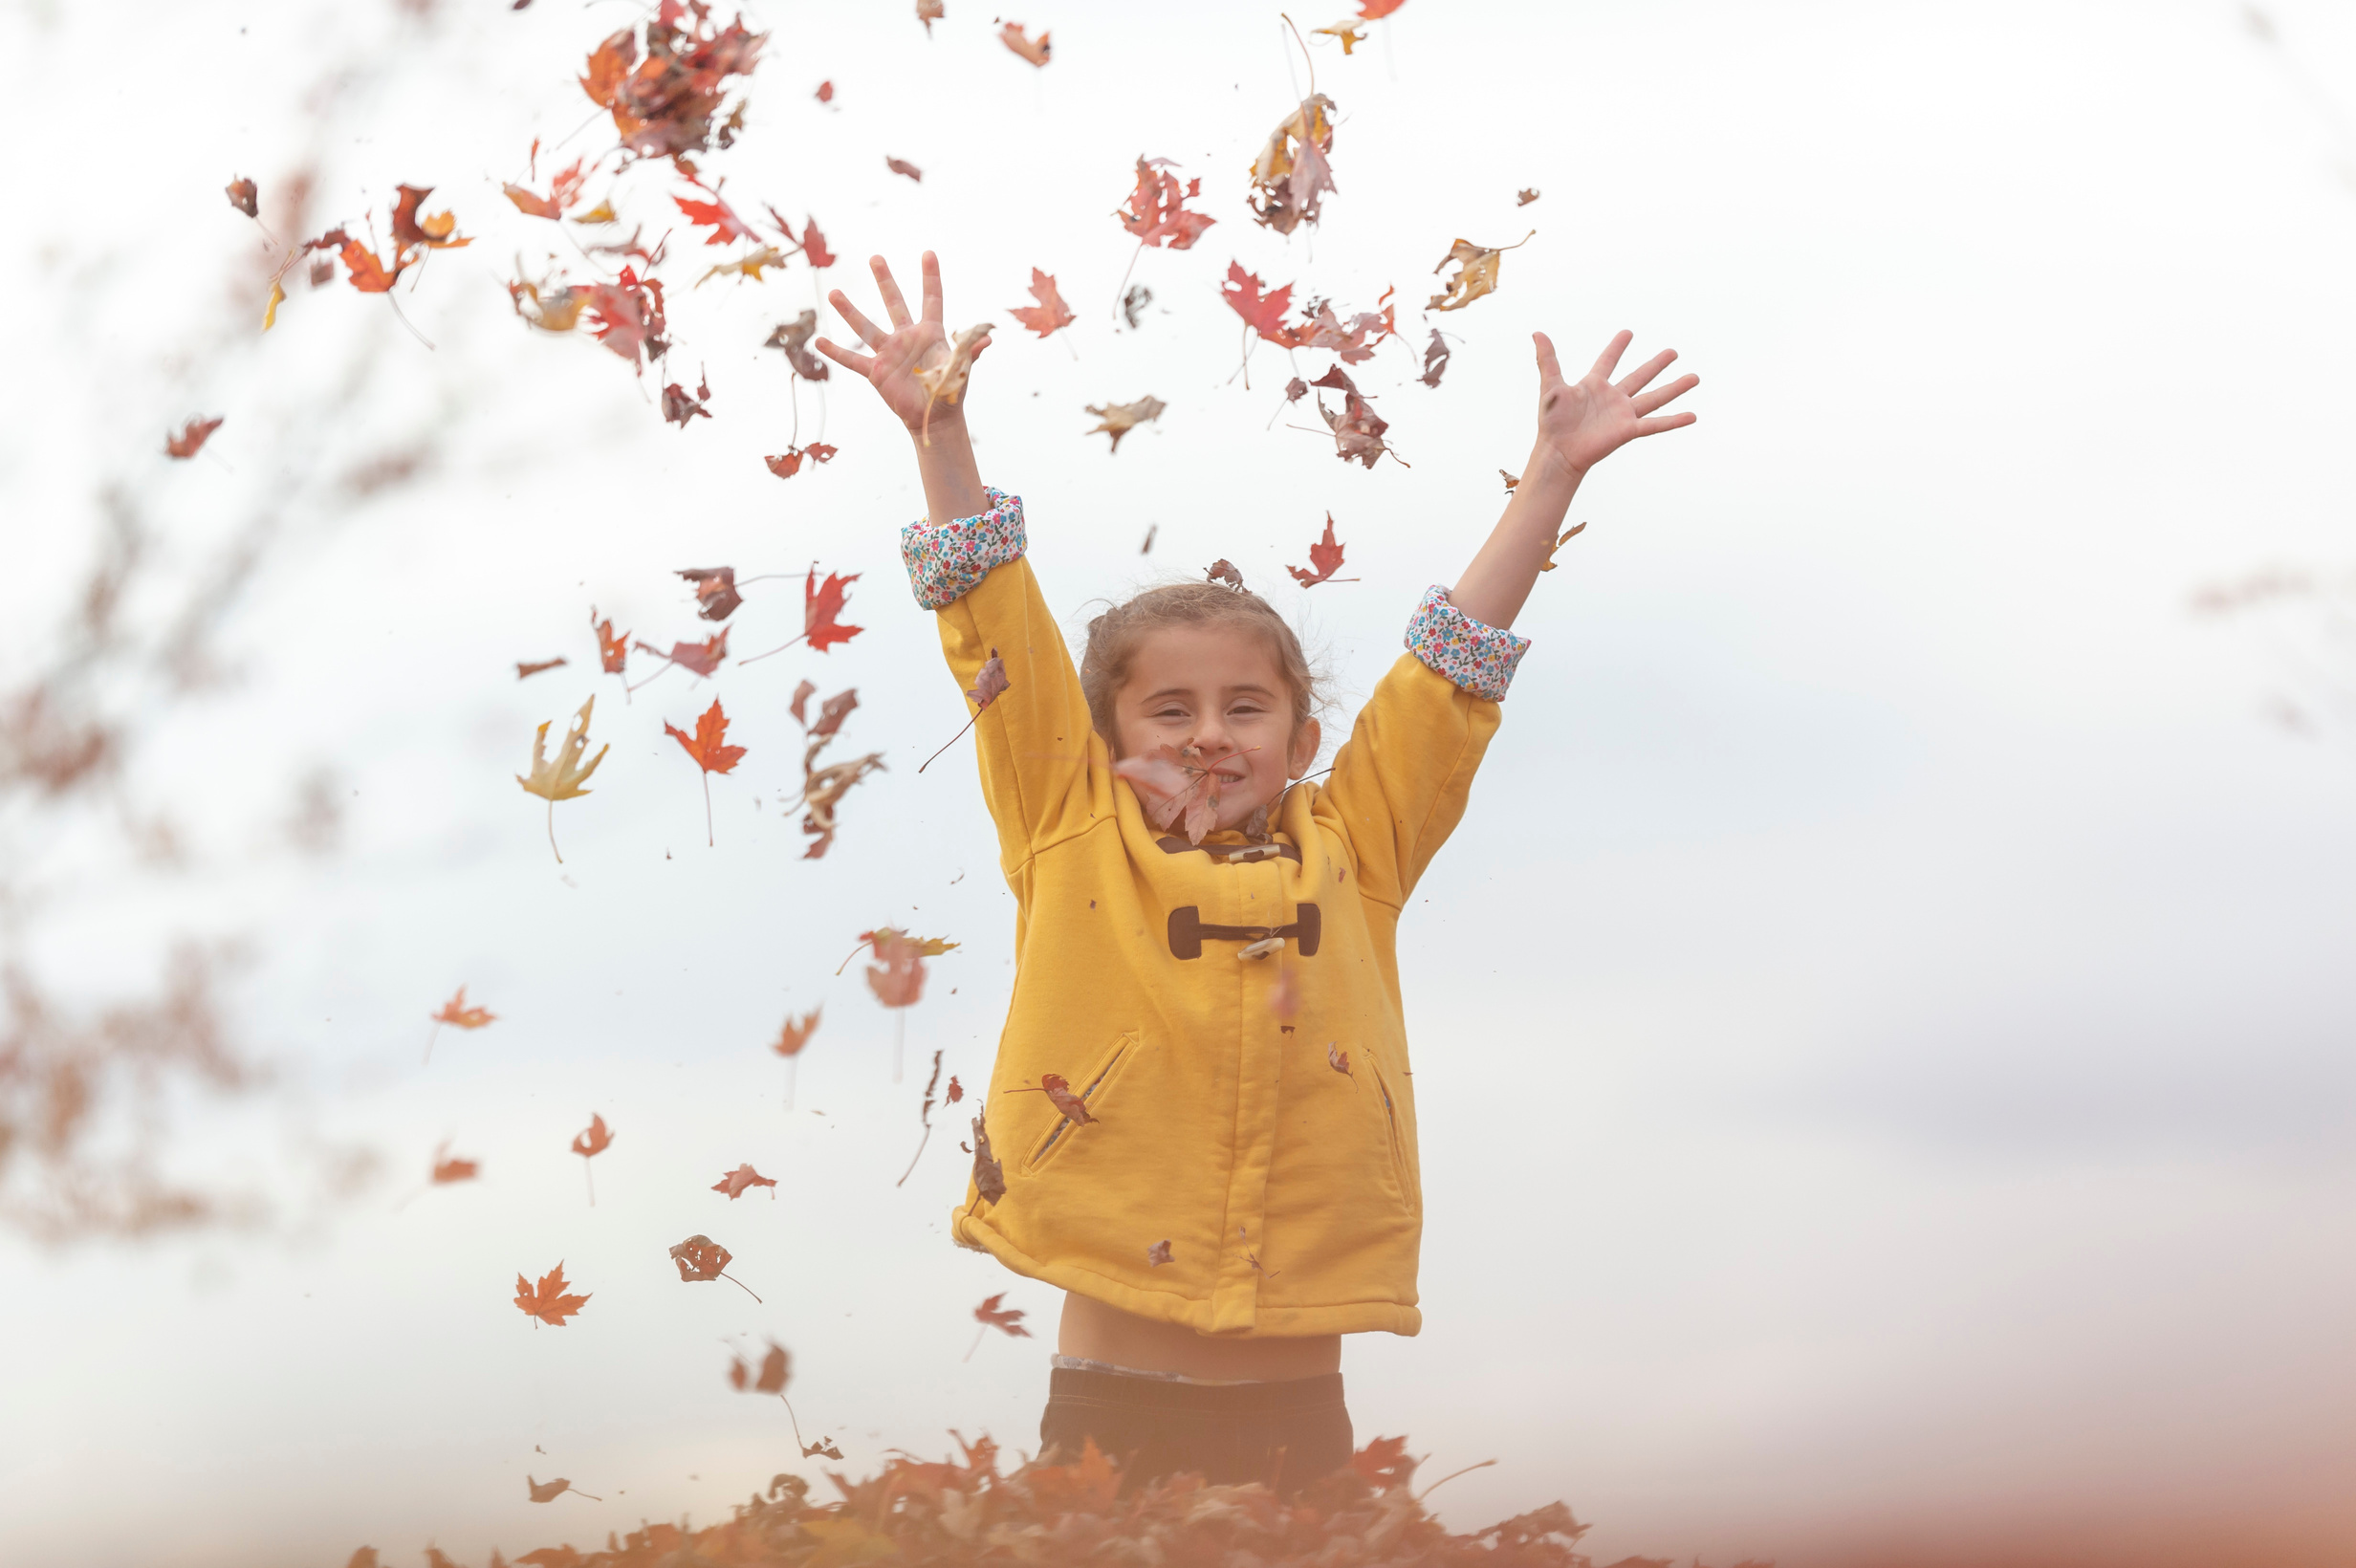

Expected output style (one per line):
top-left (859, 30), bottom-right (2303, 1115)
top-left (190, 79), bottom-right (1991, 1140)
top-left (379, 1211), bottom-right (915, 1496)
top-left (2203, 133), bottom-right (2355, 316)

top-left (916, 494), bottom-right (1520, 1339)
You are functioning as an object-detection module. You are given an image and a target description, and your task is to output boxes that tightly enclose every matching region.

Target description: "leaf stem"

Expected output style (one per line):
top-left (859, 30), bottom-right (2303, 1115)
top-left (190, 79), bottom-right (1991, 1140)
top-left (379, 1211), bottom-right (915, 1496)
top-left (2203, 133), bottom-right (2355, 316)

top-left (917, 711), bottom-right (980, 773)
top-left (702, 772), bottom-right (714, 847)
top-left (895, 1122), bottom-right (933, 1187)
top-left (720, 1271), bottom-right (763, 1304)
top-left (1415, 1458), bottom-right (1496, 1502)
top-left (963, 1324), bottom-right (986, 1361)
top-left (738, 631), bottom-right (809, 666)
top-left (547, 798), bottom-right (563, 864)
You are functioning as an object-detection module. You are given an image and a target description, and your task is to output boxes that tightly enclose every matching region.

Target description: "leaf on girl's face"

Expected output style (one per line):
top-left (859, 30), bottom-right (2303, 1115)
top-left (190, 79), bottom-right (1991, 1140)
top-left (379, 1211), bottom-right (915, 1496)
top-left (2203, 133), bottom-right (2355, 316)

top-left (668, 1233), bottom-right (732, 1282)
top-left (571, 1114), bottom-right (614, 1159)
top-left (766, 310), bottom-right (831, 380)
top-left (1288, 512), bottom-right (1351, 588)
top-left (1248, 95), bottom-right (1338, 235)
top-left (1112, 744), bottom-right (1224, 843)
top-left (662, 373), bottom-right (713, 426)
top-left (431, 987), bottom-right (496, 1029)
top-left (974, 1293), bottom-right (1031, 1336)
top-left (1428, 230), bottom-right (1534, 313)
top-left (165, 416), bottom-right (224, 459)
top-left (225, 176), bottom-right (258, 217)
top-left (514, 1263), bottom-right (590, 1326)
top-left (590, 613), bottom-right (629, 674)
top-left (885, 155), bottom-right (924, 182)
top-left (517, 698), bottom-right (610, 802)
top-left (677, 566), bottom-right (740, 621)
top-left (804, 569), bottom-right (864, 652)
top-left (431, 1143), bottom-right (480, 1184)
top-left (1038, 1072), bottom-right (1097, 1126)
top-left (634, 628), bottom-right (730, 677)
top-left (1117, 158), bottom-right (1215, 250)
top-left (772, 1007), bottom-right (821, 1057)
top-left (1084, 396), bottom-right (1166, 453)
top-left (997, 21), bottom-right (1050, 65)
top-left (1007, 269), bottom-right (1074, 338)
top-left (711, 1163), bottom-right (777, 1199)
top-left (1146, 1239), bottom-right (1173, 1267)
top-left (516, 658), bottom-right (568, 679)
top-left (968, 652), bottom-right (1010, 710)
top-left (729, 1340), bottom-right (791, 1393)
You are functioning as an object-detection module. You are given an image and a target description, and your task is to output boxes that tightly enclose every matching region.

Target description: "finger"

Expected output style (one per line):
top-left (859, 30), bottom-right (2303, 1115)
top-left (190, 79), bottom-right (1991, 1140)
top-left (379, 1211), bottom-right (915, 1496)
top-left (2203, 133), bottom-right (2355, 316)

top-left (1587, 329), bottom-right (1633, 382)
top-left (921, 250), bottom-right (944, 326)
top-left (829, 288), bottom-right (887, 349)
top-left (1631, 411), bottom-right (1698, 439)
top-left (812, 337), bottom-right (878, 378)
top-left (1614, 349), bottom-right (1678, 399)
top-left (1532, 331), bottom-right (1563, 384)
top-left (872, 254), bottom-right (915, 330)
top-left (1631, 372), bottom-right (1700, 417)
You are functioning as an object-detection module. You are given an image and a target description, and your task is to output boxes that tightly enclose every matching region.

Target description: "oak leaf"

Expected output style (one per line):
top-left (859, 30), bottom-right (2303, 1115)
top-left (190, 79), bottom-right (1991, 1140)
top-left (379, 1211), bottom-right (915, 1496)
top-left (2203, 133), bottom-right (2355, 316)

top-left (1287, 512), bottom-right (1356, 587)
top-left (998, 21), bottom-right (1051, 65)
top-left (165, 417), bottom-right (224, 459)
top-left (766, 310), bottom-right (831, 380)
top-left (885, 155), bottom-right (923, 182)
top-left (1007, 269), bottom-right (1074, 338)
top-left (1084, 396), bottom-right (1166, 453)
top-left (1429, 230), bottom-right (1535, 313)
top-left (515, 1262), bottom-right (590, 1326)
top-left (1117, 157), bottom-right (1215, 250)
top-left (1249, 95), bottom-right (1338, 235)
top-left (516, 698), bottom-right (609, 862)
top-left (712, 1163), bottom-right (777, 1199)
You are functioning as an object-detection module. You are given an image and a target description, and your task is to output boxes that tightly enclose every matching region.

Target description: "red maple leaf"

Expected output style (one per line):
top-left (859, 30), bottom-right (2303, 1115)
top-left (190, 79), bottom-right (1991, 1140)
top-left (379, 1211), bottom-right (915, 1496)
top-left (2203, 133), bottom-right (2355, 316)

top-left (973, 1293), bottom-right (1032, 1339)
top-left (164, 416), bottom-right (224, 459)
top-left (633, 627), bottom-right (730, 679)
top-left (814, 78), bottom-right (835, 104)
top-left (711, 1163), bottom-right (777, 1199)
top-left (1287, 512), bottom-right (1357, 587)
top-left (1221, 262), bottom-right (1297, 343)
top-left (804, 568), bottom-right (863, 652)
top-left (799, 216), bottom-right (836, 270)
top-left (514, 1262), bottom-right (590, 1327)
top-left (665, 698), bottom-right (746, 845)
top-left (1117, 158), bottom-right (1215, 250)
top-left (674, 184), bottom-right (758, 245)
top-left (1358, 0), bottom-right (1408, 16)
top-left (581, 265), bottom-right (668, 370)
top-left (1007, 269), bottom-right (1075, 338)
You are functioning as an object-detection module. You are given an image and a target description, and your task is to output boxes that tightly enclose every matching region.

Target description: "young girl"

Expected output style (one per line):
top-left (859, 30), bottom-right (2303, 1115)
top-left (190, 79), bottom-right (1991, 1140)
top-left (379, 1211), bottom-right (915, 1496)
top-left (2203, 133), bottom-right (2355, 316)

top-left (817, 251), bottom-right (1697, 1489)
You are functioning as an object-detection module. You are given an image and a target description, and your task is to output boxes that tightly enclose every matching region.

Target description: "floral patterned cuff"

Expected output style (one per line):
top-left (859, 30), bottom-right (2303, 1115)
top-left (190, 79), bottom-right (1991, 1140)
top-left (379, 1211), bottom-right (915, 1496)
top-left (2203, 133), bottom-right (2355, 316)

top-left (1404, 584), bottom-right (1531, 701)
top-left (902, 488), bottom-right (1026, 609)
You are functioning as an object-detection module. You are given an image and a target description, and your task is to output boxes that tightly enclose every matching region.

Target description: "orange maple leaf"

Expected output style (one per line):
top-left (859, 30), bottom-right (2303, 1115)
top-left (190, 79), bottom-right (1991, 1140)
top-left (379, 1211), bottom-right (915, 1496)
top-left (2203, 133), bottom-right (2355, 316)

top-left (1287, 512), bottom-right (1357, 588)
top-left (965, 1292), bottom-right (1033, 1359)
top-left (665, 698), bottom-right (747, 846)
top-left (514, 1262), bottom-right (590, 1327)
top-left (1117, 158), bottom-right (1215, 251)
top-left (425, 985), bottom-right (495, 1063)
top-left (805, 569), bottom-right (863, 652)
top-left (590, 609), bottom-right (629, 678)
top-left (165, 416), bottom-right (224, 459)
top-left (711, 1163), bottom-right (776, 1200)
top-left (773, 1008), bottom-right (821, 1057)
top-left (674, 185), bottom-right (758, 246)
top-left (1008, 269), bottom-right (1075, 338)
top-left (997, 21), bottom-right (1051, 65)
top-left (571, 1113), bottom-right (613, 1207)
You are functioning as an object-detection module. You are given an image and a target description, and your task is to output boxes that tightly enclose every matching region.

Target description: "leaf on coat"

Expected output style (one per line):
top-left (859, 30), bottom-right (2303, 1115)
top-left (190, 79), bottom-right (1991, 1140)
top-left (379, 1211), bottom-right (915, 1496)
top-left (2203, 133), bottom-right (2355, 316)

top-left (165, 417), bottom-right (225, 459)
top-left (634, 628), bottom-right (731, 677)
top-left (865, 930), bottom-right (929, 1009)
top-left (1007, 269), bottom-right (1075, 338)
top-left (712, 1163), bottom-right (777, 1199)
top-left (505, 159), bottom-right (587, 219)
top-left (516, 657), bottom-right (567, 679)
top-left (1113, 742), bottom-right (1226, 843)
top-left (1538, 519), bottom-right (1588, 572)
top-left (516, 698), bottom-right (609, 862)
top-left (1117, 157), bottom-right (1216, 251)
top-left (663, 371), bottom-right (714, 427)
top-left (997, 21), bottom-right (1051, 65)
top-left (766, 310), bottom-right (832, 381)
top-left (1146, 1239), bottom-right (1173, 1267)
top-left (1419, 329), bottom-right (1452, 388)
top-left (1038, 1071), bottom-right (1097, 1126)
top-left (1287, 512), bottom-right (1355, 588)
top-left (572, 1113), bottom-right (614, 1160)
top-left (971, 1109), bottom-right (1006, 1203)
top-left (1326, 1041), bottom-right (1353, 1077)
top-left (968, 653), bottom-right (1011, 709)
top-left (668, 1232), bottom-right (733, 1282)
top-left (773, 1007), bottom-right (821, 1056)
top-left (1269, 964), bottom-right (1299, 1023)
top-left (678, 566), bottom-right (742, 621)
top-left (1429, 230), bottom-right (1535, 313)
top-left (1084, 396), bottom-right (1166, 452)
top-left (729, 1339), bottom-right (792, 1394)
top-left (526, 1475), bottom-right (601, 1502)
top-left (226, 176), bottom-right (259, 217)
top-left (1249, 95), bottom-right (1338, 235)
top-left (973, 1293), bottom-right (1032, 1337)
top-left (1516, 186), bottom-right (1540, 206)
top-left (515, 1262), bottom-right (590, 1326)
top-left (431, 987), bottom-right (497, 1030)
top-left (431, 1143), bottom-right (480, 1184)
top-left (885, 155), bottom-right (924, 182)
top-left (1205, 558), bottom-right (1244, 591)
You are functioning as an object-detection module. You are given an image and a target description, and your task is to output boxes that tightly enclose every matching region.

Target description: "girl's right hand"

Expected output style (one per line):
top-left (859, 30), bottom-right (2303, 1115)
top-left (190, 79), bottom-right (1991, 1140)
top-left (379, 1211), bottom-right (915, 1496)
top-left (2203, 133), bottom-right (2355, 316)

top-left (816, 251), bottom-right (977, 433)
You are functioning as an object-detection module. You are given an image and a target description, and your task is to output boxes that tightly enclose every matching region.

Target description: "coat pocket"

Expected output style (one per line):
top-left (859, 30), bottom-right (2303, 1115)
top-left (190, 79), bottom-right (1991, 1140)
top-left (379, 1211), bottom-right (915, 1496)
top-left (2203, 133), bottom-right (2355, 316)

top-left (1363, 1055), bottom-right (1417, 1210)
top-left (1024, 1029), bottom-right (1141, 1174)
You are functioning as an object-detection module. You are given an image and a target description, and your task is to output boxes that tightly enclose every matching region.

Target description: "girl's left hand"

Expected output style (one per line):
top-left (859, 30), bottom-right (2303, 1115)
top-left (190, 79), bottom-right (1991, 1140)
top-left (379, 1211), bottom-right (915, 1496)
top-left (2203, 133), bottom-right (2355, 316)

top-left (1529, 330), bottom-right (1699, 480)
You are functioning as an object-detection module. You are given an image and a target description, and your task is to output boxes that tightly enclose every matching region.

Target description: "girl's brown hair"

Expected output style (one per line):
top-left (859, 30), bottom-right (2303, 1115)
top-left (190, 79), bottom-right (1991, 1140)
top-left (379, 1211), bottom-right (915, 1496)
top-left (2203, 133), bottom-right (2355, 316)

top-left (1079, 581), bottom-right (1326, 752)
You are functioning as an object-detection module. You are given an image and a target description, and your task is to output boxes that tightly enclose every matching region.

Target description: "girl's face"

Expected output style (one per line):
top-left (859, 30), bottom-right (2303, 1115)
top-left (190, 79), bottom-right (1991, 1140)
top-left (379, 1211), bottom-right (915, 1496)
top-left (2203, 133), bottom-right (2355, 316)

top-left (1109, 622), bottom-right (1320, 833)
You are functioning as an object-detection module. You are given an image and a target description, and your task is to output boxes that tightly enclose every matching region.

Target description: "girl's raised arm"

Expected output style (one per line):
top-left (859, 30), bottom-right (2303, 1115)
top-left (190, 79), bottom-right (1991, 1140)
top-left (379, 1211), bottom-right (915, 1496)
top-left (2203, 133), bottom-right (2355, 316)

top-left (1449, 330), bottom-right (1699, 629)
top-left (815, 250), bottom-right (990, 524)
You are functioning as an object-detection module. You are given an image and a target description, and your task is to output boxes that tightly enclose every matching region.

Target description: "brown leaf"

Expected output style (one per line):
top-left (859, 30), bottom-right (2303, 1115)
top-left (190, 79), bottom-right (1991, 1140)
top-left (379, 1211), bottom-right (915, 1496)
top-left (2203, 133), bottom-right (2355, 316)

top-left (885, 155), bottom-right (924, 182)
top-left (973, 1292), bottom-right (1031, 1336)
top-left (526, 1474), bottom-right (601, 1502)
top-left (677, 566), bottom-right (741, 621)
top-left (766, 310), bottom-right (831, 381)
top-left (1205, 558), bottom-right (1244, 591)
top-left (662, 371), bottom-right (713, 427)
top-left (668, 1232), bottom-right (732, 1282)
top-left (711, 1163), bottom-right (777, 1199)
top-left (1116, 158), bottom-right (1216, 250)
top-left (1429, 230), bottom-right (1535, 313)
top-left (915, 323), bottom-right (994, 436)
top-left (946, 1076), bottom-right (965, 1103)
top-left (1516, 186), bottom-right (1541, 206)
top-left (431, 1143), bottom-right (480, 1184)
top-left (815, 78), bottom-right (836, 104)
top-left (1084, 395), bottom-right (1166, 452)
top-left (634, 628), bottom-right (730, 677)
top-left (917, 0), bottom-right (944, 33)
top-left (967, 652), bottom-right (1010, 709)
top-left (971, 1110), bottom-right (1006, 1202)
top-left (225, 177), bottom-right (258, 218)
top-left (1419, 328), bottom-right (1452, 388)
top-left (1249, 95), bottom-right (1339, 234)
top-left (1039, 1071), bottom-right (1096, 1126)
top-left (1499, 468), bottom-right (1519, 493)
top-left (571, 1113), bottom-right (614, 1159)
top-left (1326, 1041), bottom-right (1353, 1077)
top-left (516, 657), bottom-right (568, 679)
top-left (865, 930), bottom-right (928, 1009)
top-left (165, 417), bottom-right (224, 460)
top-left (514, 1263), bottom-right (590, 1326)
top-left (997, 21), bottom-right (1051, 65)
top-left (1146, 1239), bottom-right (1173, 1267)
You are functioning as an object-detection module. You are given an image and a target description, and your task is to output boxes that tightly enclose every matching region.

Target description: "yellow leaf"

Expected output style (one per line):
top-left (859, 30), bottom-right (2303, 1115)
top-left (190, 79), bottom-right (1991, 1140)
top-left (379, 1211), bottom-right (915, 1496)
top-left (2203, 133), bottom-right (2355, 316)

top-left (1428, 229), bottom-right (1535, 313)
top-left (1315, 21), bottom-right (1367, 52)
top-left (1083, 396), bottom-right (1167, 453)
top-left (516, 697), bottom-right (608, 863)
top-left (914, 323), bottom-right (994, 443)
top-left (571, 201), bottom-right (618, 224)
top-left (695, 246), bottom-right (791, 288)
top-left (264, 276), bottom-right (286, 331)
top-left (798, 1517), bottom-right (896, 1568)
top-left (1538, 519), bottom-right (1587, 572)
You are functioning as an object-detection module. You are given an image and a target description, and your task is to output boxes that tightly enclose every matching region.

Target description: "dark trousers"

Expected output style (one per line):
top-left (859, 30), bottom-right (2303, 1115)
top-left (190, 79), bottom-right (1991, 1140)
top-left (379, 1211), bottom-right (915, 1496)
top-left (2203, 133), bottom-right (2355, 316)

top-left (1038, 1365), bottom-right (1353, 1492)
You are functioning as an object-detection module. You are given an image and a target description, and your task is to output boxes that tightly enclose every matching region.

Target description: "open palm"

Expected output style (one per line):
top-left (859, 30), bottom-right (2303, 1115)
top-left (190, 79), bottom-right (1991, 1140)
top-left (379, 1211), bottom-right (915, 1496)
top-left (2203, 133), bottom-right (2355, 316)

top-left (815, 251), bottom-right (970, 430)
top-left (1533, 329), bottom-right (1699, 476)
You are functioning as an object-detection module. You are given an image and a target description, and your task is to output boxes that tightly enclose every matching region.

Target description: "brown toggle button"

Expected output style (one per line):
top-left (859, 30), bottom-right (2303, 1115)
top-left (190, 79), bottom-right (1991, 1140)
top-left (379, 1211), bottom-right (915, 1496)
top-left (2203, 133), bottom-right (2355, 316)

top-left (1157, 836), bottom-right (1302, 864)
top-left (1167, 903), bottom-right (1320, 960)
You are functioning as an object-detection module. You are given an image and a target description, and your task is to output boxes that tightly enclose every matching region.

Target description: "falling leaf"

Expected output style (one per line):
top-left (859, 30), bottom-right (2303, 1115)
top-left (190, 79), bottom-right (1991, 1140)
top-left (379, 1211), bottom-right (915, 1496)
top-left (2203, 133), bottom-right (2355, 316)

top-left (729, 1340), bottom-right (792, 1394)
top-left (1287, 512), bottom-right (1356, 588)
top-left (505, 159), bottom-right (587, 219)
top-left (1418, 329), bottom-right (1453, 389)
top-left (815, 79), bottom-right (836, 104)
top-left (675, 185), bottom-right (760, 246)
top-left (634, 628), bottom-right (731, 678)
top-left (997, 21), bottom-right (1051, 65)
top-left (1141, 524), bottom-right (1158, 554)
top-left (578, 9), bottom-right (769, 161)
top-left (431, 987), bottom-right (496, 1031)
top-left (773, 1008), bottom-right (821, 1056)
top-left (1205, 559), bottom-right (1244, 591)
top-left (865, 931), bottom-right (928, 1009)
top-left (917, 0), bottom-right (945, 34)
top-left (970, 1110), bottom-right (1006, 1203)
top-left (677, 566), bottom-right (741, 621)
top-left (804, 569), bottom-right (864, 652)
top-left (514, 1262), bottom-right (590, 1327)
top-left (766, 310), bottom-right (831, 380)
top-left (1221, 263), bottom-right (1297, 345)
top-left (516, 657), bottom-right (568, 679)
top-left (696, 245), bottom-right (793, 287)
top-left (795, 685), bottom-right (861, 739)
top-left (585, 266), bottom-right (670, 370)
top-left (264, 278), bottom-right (287, 330)
top-left (1121, 283), bottom-right (1153, 328)
top-left (571, 1113), bottom-right (613, 1207)
top-left (225, 176), bottom-right (259, 217)
top-left (431, 1143), bottom-right (480, 1184)
top-left (1305, 365), bottom-right (1401, 469)
top-left (1538, 519), bottom-right (1588, 572)
top-left (797, 751), bottom-right (884, 860)
top-left (1429, 230), bottom-right (1535, 313)
top-left (388, 185), bottom-right (472, 254)
top-left (796, 215), bottom-right (837, 270)
top-left (665, 698), bottom-right (745, 846)
top-left (914, 323), bottom-right (993, 441)
top-left (1499, 468), bottom-right (1519, 493)
top-left (973, 1293), bottom-right (1031, 1337)
top-left (1352, 1434), bottom-right (1416, 1490)
top-left (165, 417), bottom-right (225, 460)
top-left (1084, 396), bottom-right (1166, 453)
top-left (526, 1475), bottom-right (602, 1502)
top-left (670, 1233), bottom-right (761, 1300)
top-left (897, 1049), bottom-right (952, 1186)
top-left (885, 155), bottom-right (924, 182)
top-left (515, 697), bottom-right (609, 863)
top-left (1315, 20), bottom-right (1368, 52)
top-left (764, 443), bottom-right (838, 478)
top-left (946, 1076), bottom-right (965, 1102)
top-left (1116, 157), bottom-right (1216, 251)
top-left (712, 1163), bottom-right (777, 1199)
top-left (590, 612), bottom-right (629, 676)
top-left (1007, 269), bottom-right (1075, 338)
top-left (1248, 95), bottom-right (1338, 235)
top-left (1287, 287), bottom-right (1396, 364)
top-left (1327, 1041), bottom-right (1353, 1077)
top-left (572, 200), bottom-right (618, 223)
top-left (663, 371), bottom-right (714, 427)
top-left (1516, 186), bottom-right (1540, 206)
top-left (1146, 1239), bottom-right (1173, 1267)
